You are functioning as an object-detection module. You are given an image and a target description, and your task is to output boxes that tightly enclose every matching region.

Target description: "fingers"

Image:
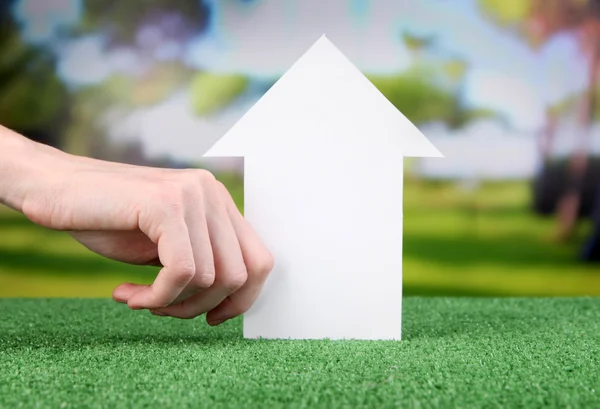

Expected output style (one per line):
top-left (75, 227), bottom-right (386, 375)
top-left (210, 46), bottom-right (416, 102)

top-left (112, 283), bottom-right (145, 303)
top-left (113, 171), bottom-right (274, 322)
top-left (151, 183), bottom-right (248, 318)
top-left (167, 200), bottom-right (215, 305)
top-left (206, 183), bottom-right (274, 325)
top-left (127, 217), bottom-right (196, 309)
top-left (114, 212), bottom-right (216, 309)
top-left (155, 182), bottom-right (273, 323)
top-left (185, 199), bottom-right (216, 289)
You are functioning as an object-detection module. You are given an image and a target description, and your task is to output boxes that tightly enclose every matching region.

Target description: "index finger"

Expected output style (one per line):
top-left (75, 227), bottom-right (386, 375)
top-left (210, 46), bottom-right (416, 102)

top-left (127, 218), bottom-right (196, 310)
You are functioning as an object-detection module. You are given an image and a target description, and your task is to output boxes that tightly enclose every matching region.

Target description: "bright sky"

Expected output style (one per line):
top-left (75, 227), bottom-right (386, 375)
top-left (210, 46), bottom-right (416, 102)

top-left (12, 0), bottom-right (81, 43)
top-left (187, 0), bottom-right (589, 131)
top-left (417, 120), bottom-right (540, 180)
top-left (10, 0), bottom-right (592, 135)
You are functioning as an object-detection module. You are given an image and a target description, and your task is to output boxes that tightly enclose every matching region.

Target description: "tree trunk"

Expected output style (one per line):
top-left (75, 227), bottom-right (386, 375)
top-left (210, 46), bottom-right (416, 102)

top-left (554, 34), bottom-right (599, 241)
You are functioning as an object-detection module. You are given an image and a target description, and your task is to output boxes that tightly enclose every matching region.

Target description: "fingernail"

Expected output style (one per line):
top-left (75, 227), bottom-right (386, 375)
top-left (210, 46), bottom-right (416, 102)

top-left (208, 317), bottom-right (225, 326)
top-left (151, 310), bottom-right (166, 316)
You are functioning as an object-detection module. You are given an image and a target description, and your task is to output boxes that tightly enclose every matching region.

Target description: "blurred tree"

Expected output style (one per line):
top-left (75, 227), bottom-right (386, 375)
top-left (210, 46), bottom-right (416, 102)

top-left (75, 0), bottom-right (210, 50)
top-left (478, 0), bottom-right (534, 34)
top-left (479, 0), bottom-right (600, 242)
top-left (1, 0), bottom-right (214, 157)
top-left (370, 33), bottom-right (496, 129)
top-left (369, 72), bottom-right (468, 128)
top-left (190, 72), bottom-right (249, 116)
top-left (0, 0), bottom-right (68, 146)
top-left (58, 0), bottom-right (211, 157)
top-left (61, 61), bottom-right (196, 157)
top-left (402, 31), bottom-right (437, 63)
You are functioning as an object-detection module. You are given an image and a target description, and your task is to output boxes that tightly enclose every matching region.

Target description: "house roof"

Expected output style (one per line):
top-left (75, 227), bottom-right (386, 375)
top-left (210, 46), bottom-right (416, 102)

top-left (204, 34), bottom-right (443, 159)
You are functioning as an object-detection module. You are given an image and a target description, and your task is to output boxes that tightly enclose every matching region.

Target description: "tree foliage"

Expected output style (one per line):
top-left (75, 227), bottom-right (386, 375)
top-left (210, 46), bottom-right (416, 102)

top-left (477, 0), bottom-right (533, 29)
top-left (0, 1), bottom-right (67, 135)
top-left (190, 73), bottom-right (250, 116)
top-left (477, 0), bottom-right (596, 48)
top-left (369, 70), bottom-right (495, 129)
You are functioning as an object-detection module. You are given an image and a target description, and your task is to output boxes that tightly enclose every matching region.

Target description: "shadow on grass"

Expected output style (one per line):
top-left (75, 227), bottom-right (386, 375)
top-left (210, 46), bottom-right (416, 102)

top-left (1, 325), bottom-right (245, 350)
top-left (0, 300), bottom-right (244, 349)
top-left (4, 298), bottom-right (592, 349)
top-left (0, 300), bottom-right (468, 349)
top-left (0, 247), bottom-right (157, 279)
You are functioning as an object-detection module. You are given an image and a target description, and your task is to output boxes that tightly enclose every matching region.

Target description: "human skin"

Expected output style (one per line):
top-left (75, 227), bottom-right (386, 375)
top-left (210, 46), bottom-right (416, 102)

top-left (0, 125), bottom-right (274, 325)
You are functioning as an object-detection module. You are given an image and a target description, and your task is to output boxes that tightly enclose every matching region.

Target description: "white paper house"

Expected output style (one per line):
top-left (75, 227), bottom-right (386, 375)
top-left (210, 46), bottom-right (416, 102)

top-left (203, 35), bottom-right (442, 341)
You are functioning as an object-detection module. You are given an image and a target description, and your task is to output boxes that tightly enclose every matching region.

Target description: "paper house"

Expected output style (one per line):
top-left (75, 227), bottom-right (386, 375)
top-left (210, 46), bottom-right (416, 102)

top-left (203, 35), bottom-right (442, 340)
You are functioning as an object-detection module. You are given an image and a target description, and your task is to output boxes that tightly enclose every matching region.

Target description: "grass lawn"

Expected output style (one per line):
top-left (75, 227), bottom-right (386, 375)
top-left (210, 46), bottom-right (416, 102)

top-left (1, 178), bottom-right (599, 297)
top-left (1, 297), bottom-right (599, 408)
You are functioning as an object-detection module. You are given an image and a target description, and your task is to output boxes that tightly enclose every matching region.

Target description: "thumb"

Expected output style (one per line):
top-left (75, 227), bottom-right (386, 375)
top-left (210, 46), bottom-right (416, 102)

top-left (126, 217), bottom-right (197, 310)
top-left (112, 283), bottom-right (147, 304)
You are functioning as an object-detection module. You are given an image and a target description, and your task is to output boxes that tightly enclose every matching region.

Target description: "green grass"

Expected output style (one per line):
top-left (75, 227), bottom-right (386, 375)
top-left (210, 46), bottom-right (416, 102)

top-left (1, 297), bottom-right (599, 408)
top-left (2, 178), bottom-right (600, 297)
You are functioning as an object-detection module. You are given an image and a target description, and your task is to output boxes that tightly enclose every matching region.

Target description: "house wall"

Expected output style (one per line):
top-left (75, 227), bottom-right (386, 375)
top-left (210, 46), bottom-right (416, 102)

top-left (241, 154), bottom-right (405, 339)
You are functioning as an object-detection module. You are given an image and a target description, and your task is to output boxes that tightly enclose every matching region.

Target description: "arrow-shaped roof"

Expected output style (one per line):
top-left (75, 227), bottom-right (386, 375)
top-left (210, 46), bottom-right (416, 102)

top-left (204, 34), bottom-right (443, 159)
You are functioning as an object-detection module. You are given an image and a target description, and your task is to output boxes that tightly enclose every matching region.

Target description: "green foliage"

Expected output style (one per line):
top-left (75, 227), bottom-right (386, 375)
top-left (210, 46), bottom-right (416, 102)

top-left (369, 72), bottom-right (453, 124)
top-left (0, 62), bottom-right (66, 130)
top-left (0, 25), bottom-right (67, 130)
top-left (477, 0), bottom-right (533, 27)
top-left (401, 31), bottom-right (437, 52)
top-left (190, 72), bottom-right (250, 116)
top-left (477, 0), bottom-right (594, 47)
top-left (441, 59), bottom-right (468, 83)
top-left (368, 71), bottom-right (495, 128)
top-left (2, 180), bottom-right (598, 298)
top-left (57, 60), bottom-right (194, 156)
top-left (0, 0), bottom-right (207, 147)
top-left (130, 62), bottom-right (194, 106)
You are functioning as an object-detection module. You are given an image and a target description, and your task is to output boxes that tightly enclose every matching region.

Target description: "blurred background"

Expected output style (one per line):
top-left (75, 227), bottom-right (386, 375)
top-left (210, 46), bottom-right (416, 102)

top-left (2, 0), bottom-right (600, 298)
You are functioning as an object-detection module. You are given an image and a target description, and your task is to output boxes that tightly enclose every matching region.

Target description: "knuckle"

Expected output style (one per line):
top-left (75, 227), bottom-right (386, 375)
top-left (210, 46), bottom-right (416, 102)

top-left (214, 181), bottom-right (234, 202)
top-left (197, 169), bottom-right (217, 184)
top-left (205, 174), bottom-right (228, 197)
top-left (220, 267), bottom-right (248, 292)
top-left (214, 179), bottom-right (228, 193)
top-left (248, 251), bottom-right (275, 278)
top-left (157, 171), bottom-right (203, 206)
top-left (169, 169), bottom-right (217, 207)
top-left (178, 171), bottom-right (203, 201)
top-left (155, 187), bottom-right (185, 217)
top-left (194, 264), bottom-right (216, 288)
top-left (171, 260), bottom-right (196, 285)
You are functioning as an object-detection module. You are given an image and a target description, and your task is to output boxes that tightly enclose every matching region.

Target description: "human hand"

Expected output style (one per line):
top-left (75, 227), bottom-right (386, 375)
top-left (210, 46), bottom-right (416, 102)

top-left (5, 133), bottom-right (273, 325)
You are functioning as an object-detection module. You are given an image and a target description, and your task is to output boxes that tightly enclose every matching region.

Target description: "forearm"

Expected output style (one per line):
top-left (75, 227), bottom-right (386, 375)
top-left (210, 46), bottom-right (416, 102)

top-left (0, 125), bottom-right (67, 212)
top-left (0, 125), bottom-right (162, 214)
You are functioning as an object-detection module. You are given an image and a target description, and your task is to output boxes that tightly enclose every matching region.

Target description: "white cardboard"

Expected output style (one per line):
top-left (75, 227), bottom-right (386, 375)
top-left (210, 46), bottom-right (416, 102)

top-left (204, 35), bottom-right (442, 340)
